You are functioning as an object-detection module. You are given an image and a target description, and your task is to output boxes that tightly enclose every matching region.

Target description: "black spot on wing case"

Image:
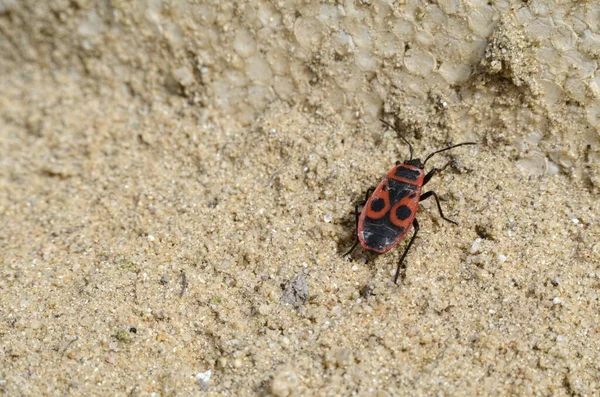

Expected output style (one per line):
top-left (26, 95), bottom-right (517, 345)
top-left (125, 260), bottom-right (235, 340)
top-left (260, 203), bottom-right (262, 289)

top-left (395, 205), bottom-right (412, 221)
top-left (371, 197), bottom-right (386, 212)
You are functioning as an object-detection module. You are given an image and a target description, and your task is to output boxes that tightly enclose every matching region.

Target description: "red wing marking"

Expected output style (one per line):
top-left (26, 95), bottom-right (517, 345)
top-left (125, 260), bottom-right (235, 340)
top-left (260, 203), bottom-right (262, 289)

top-left (389, 191), bottom-right (420, 228)
top-left (363, 179), bottom-right (390, 219)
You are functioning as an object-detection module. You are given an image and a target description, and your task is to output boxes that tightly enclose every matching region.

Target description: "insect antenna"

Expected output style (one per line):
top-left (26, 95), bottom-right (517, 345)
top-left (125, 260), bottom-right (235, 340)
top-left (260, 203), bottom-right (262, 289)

top-left (423, 141), bottom-right (478, 167)
top-left (379, 118), bottom-right (413, 161)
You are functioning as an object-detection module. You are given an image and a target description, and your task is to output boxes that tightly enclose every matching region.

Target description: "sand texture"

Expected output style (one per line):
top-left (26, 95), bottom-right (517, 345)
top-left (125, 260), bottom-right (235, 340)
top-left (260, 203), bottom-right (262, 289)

top-left (1, 1), bottom-right (600, 396)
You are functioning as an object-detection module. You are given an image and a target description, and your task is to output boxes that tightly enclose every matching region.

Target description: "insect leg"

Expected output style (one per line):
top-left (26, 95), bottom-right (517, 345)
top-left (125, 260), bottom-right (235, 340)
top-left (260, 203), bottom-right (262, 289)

top-left (394, 218), bottom-right (419, 284)
top-left (423, 161), bottom-right (453, 186)
top-left (420, 190), bottom-right (458, 225)
top-left (364, 186), bottom-right (376, 201)
top-left (343, 186), bottom-right (376, 256)
top-left (343, 201), bottom-right (364, 256)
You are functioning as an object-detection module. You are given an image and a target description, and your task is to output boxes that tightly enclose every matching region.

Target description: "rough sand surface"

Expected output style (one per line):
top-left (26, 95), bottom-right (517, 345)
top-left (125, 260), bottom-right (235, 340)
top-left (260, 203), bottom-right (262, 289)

top-left (2, 65), bottom-right (600, 396)
top-left (1, 2), bottom-right (600, 396)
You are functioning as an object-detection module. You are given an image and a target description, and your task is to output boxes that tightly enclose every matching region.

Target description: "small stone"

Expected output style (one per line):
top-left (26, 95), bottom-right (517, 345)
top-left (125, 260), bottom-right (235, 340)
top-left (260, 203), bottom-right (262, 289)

top-left (470, 238), bottom-right (482, 254)
top-left (257, 304), bottom-right (271, 316)
top-left (114, 330), bottom-right (133, 343)
top-left (281, 273), bottom-right (308, 307)
top-left (172, 66), bottom-right (195, 86)
top-left (196, 369), bottom-right (212, 385)
top-left (470, 255), bottom-right (483, 265)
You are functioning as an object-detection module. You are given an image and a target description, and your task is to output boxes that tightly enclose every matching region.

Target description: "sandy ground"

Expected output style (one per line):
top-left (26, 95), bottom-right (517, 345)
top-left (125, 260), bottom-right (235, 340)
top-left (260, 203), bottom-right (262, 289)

top-left (1, 3), bottom-right (600, 395)
top-left (1, 63), bottom-right (599, 396)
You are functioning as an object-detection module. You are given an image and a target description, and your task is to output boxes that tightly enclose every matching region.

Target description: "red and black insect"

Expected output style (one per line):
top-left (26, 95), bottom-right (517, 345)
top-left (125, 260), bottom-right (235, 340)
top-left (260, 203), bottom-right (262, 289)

top-left (345, 119), bottom-right (477, 284)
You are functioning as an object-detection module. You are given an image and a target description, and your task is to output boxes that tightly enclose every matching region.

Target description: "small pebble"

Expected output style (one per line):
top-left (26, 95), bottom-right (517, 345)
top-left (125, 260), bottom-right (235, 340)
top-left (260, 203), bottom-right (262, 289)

top-left (281, 273), bottom-right (308, 308)
top-left (196, 370), bottom-right (212, 383)
top-left (153, 310), bottom-right (167, 320)
top-left (470, 238), bottom-right (482, 254)
top-left (470, 255), bottom-right (483, 264)
top-left (497, 253), bottom-right (507, 263)
top-left (324, 213), bottom-right (333, 223)
top-left (147, 235), bottom-right (155, 242)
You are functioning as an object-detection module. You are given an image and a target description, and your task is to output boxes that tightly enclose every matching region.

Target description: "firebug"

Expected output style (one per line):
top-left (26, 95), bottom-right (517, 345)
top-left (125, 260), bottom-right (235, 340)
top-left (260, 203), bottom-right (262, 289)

top-left (345, 119), bottom-right (477, 284)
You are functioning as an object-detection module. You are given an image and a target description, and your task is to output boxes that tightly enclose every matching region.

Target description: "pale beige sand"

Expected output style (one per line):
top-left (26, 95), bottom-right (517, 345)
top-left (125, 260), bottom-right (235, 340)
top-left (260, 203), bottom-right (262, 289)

top-left (1, 3), bottom-right (600, 397)
top-left (2, 66), bottom-right (599, 396)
